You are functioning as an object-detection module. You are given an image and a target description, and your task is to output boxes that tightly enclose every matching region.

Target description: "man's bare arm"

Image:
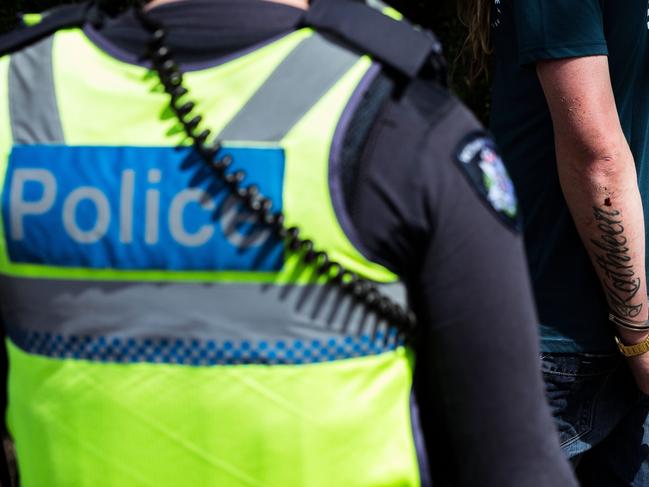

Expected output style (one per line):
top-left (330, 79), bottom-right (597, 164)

top-left (537, 55), bottom-right (649, 391)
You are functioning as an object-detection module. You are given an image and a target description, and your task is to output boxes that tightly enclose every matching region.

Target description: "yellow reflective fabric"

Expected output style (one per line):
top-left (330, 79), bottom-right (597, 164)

top-left (54, 28), bottom-right (310, 147)
top-left (8, 339), bottom-right (419, 487)
top-left (0, 28), bottom-right (304, 282)
top-left (21, 13), bottom-right (44, 27)
top-left (382, 6), bottom-right (403, 20)
top-left (0, 28), bottom-right (399, 284)
top-left (281, 56), bottom-right (396, 282)
top-left (3, 26), bottom-right (419, 487)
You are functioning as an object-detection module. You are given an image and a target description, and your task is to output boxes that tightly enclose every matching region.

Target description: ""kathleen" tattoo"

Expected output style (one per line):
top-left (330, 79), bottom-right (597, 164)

top-left (590, 206), bottom-right (643, 318)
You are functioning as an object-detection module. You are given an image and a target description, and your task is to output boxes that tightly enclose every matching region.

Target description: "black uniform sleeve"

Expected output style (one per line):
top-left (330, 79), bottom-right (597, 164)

top-left (349, 88), bottom-right (577, 486)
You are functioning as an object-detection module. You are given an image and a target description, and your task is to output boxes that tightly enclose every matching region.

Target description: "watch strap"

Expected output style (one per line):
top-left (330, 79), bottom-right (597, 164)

top-left (615, 334), bottom-right (649, 357)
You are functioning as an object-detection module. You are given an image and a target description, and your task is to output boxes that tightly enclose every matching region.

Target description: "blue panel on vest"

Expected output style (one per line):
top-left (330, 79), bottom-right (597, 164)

top-left (2, 146), bottom-right (285, 271)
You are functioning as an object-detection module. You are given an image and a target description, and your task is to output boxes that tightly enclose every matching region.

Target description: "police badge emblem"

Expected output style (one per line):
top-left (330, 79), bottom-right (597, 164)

top-left (455, 131), bottom-right (520, 231)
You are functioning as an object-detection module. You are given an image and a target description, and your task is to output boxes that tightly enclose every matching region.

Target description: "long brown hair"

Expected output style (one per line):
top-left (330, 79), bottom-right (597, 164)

top-left (457, 0), bottom-right (492, 82)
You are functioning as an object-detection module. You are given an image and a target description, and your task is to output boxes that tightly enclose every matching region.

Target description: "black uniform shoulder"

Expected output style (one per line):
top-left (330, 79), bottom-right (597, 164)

top-left (369, 75), bottom-right (476, 178)
top-left (407, 87), bottom-right (521, 233)
top-left (398, 77), bottom-right (459, 130)
top-left (352, 73), bottom-right (520, 255)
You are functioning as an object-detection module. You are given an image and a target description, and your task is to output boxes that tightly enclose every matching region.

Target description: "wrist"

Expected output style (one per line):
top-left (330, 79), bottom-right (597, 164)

top-left (609, 312), bottom-right (649, 333)
top-left (617, 328), bottom-right (649, 346)
top-left (609, 311), bottom-right (649, 353)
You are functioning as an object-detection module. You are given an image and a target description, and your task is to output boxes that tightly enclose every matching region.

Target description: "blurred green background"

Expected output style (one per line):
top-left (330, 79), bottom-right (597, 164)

top-left (0, 0), bottom-right (491, 123)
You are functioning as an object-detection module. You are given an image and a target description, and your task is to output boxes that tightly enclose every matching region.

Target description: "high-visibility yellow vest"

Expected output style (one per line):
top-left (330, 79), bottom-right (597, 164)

top-left (0, 24), bottom-right (420, 487)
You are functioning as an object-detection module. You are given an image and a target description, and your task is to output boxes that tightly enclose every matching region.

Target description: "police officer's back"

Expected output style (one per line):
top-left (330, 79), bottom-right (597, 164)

top-left (0, 1), bottom-right (576, 485)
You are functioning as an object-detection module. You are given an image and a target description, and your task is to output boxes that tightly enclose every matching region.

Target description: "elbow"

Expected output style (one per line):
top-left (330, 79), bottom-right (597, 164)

top-left (583, 149), bottom-right (625, 181)
top-left (558, 136), bottom-right (631, 181)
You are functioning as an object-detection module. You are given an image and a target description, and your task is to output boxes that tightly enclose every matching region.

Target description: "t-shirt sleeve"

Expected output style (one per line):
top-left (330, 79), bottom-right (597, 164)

top-left (514, 0), bottom-right (607, 65)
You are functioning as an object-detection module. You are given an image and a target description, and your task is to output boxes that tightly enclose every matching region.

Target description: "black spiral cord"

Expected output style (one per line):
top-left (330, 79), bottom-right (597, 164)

top-left (133, 7), bottom-right (417, 342)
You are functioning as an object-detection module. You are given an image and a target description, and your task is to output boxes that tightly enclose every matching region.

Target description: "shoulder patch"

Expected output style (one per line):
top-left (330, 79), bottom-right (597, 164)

top-left (455, 131), bottom-right (520, 231)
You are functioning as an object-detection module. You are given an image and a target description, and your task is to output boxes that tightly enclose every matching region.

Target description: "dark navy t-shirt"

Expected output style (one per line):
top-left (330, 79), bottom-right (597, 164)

top-left (491, 0), bottom-right (649, 352)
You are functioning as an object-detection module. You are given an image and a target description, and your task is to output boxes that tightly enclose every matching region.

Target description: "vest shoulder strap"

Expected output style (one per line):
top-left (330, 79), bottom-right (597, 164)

top-left (303, 0), bottom-right (445, 82)
top-left (0, 2), bottom-right (94, 57)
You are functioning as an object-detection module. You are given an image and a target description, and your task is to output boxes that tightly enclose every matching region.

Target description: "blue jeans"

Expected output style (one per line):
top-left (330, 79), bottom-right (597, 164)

top-left (542, 353), bottom-right (649, 486)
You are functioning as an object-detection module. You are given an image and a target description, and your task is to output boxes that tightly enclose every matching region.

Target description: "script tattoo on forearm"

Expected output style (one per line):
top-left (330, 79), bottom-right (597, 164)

top-left (590, 206), bottom-right (643, 318)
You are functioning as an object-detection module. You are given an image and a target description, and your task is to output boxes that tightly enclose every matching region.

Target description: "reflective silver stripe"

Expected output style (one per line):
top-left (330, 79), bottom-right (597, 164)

top-left (8, 36), bottom-right (64, 144)
top-left (218, 33), bottom-right (362, 142)
top-left (0, 276), bottom-right (407, 342)
top-left (365, 0), bottom-right (391, 12)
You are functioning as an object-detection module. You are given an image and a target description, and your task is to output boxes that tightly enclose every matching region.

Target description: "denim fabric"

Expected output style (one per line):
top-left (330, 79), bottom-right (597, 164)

top-left (542, 353), bottom-right (649, 486)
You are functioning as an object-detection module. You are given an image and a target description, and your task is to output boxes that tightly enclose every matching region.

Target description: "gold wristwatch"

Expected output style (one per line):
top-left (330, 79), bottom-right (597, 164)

top-left (614, 334), bottom-right (649, 357)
